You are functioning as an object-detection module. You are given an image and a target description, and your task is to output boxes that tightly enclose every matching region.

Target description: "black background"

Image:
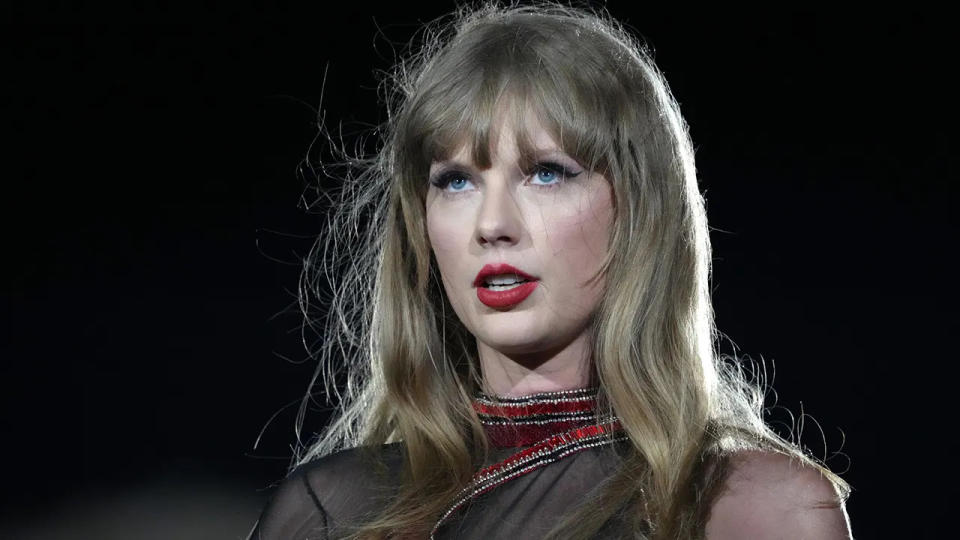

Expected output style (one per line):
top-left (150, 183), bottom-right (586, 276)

top-left (2, 3), bottom-right (955, 538)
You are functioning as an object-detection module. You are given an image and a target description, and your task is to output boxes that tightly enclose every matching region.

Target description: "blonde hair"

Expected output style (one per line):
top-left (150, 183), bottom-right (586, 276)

top-left (291, 2), bottom-right (849, 538)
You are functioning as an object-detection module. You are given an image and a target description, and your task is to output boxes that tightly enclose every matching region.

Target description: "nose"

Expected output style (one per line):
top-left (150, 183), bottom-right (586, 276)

top-left (475, 177), bottom-right (523, 248)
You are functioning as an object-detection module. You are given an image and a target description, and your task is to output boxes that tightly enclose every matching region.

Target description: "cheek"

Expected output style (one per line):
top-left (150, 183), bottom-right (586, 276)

top-left (537, 194), bottom-right (613, 274)
top-left (427, 207), bottom-right (467, 285)
top-left (545, 219), bottom-right (609, 280)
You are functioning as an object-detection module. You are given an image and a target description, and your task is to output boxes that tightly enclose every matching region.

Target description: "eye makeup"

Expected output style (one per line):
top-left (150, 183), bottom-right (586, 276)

top-left (526, 161), bottom-right (583, 186)
top-left (429, 168), bottom-right (472, 191)
top-left (429, 160), bottom-right (584, 193)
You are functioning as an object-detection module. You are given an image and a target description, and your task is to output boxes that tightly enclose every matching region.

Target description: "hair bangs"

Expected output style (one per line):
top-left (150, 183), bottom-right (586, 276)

top-left (403, 17), bottom-right (622, 182)
top-left (410, 75), bottom-right (612, 181)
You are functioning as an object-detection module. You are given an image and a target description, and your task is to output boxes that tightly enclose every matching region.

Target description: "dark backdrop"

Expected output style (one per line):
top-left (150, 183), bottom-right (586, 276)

top-left (3, 3), bottom-right (954, 538)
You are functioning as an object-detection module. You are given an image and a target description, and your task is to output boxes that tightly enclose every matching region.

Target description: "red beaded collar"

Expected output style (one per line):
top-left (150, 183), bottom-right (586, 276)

top-left (472, 387), bottom-right (603, 447)
top-left (431, 387), bottom-right (626, 538)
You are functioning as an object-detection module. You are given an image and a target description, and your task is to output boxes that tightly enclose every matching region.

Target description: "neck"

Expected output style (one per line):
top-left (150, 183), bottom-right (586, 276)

top-left (476, 332), bottom-right (594, 398)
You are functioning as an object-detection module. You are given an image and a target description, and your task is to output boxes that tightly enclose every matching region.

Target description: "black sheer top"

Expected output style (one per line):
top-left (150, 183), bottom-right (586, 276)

top-left (250, 388), bottom-right (633, 539)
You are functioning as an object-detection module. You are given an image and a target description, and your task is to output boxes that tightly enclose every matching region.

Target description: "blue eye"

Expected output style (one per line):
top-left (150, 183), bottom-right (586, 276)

top-left (534, 168), bottom-right (557, 184)
top-left (429, 162), bottom-right (583, 193)
top-left (530, 162), bottom-right (581, 186)
top-left (431, 170), bottom-right (474, 192)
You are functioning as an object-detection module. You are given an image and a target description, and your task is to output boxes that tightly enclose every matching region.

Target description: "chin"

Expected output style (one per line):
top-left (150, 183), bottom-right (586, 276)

top-left (477, 325), bottom-right (546, 353)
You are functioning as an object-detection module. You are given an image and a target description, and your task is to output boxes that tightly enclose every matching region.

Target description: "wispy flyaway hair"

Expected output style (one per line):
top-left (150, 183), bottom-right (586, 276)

top-left (291, 2), bottom-right (849, 538)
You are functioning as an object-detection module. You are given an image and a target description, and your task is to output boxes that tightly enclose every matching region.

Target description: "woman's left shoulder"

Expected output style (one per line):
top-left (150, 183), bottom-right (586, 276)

top-left (704, 449), bottom-right (852, 539)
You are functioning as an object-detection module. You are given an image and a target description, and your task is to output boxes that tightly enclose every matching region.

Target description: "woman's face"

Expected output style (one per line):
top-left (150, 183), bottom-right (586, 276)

top-left (425, 113), bottom-right (614, 366)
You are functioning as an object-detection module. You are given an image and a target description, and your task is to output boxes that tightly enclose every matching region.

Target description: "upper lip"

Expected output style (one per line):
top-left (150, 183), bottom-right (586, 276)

top-left (473, 263), bottom-right (538, 287)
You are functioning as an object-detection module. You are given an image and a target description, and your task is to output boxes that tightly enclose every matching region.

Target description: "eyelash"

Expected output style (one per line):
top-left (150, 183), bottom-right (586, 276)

top-left (429, 162), bottom-right (582, 192)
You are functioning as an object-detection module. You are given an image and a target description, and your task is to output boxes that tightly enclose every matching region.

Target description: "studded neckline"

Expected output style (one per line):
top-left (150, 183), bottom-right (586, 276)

top-left (432, 387), bottom-right (626, 538)
top-left (472, 387), bottom-right (603, 447)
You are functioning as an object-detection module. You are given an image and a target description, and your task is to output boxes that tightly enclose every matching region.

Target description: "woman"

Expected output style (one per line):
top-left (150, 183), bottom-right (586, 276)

top-left (251, 3), bottom-right (852, 539)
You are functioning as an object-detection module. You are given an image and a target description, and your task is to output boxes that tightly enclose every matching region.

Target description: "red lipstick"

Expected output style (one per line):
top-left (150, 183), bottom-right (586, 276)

top-left (474, 263), bottom-right (539, 309)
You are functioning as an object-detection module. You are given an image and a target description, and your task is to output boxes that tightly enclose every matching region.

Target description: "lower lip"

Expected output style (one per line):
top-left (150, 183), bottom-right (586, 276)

top-left (476, 281), bottom-right (539, 308)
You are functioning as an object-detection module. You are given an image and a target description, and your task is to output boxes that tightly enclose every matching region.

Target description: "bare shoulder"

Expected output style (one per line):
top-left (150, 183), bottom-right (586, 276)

top-left (704, 450), bottom-right (852, 540)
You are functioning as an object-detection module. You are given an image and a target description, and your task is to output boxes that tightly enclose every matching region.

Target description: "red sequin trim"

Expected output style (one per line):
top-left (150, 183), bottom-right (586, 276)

top-left (474, 388), bottom-right (602, 447)
top-left (472, 399), bottom-right (597, 418)
top-left (482, 420), bottom-right (591, 447)
top-left (430, 420), bottom-right (624, 538)
top-left (476, 421), bottom-right (621, 479)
